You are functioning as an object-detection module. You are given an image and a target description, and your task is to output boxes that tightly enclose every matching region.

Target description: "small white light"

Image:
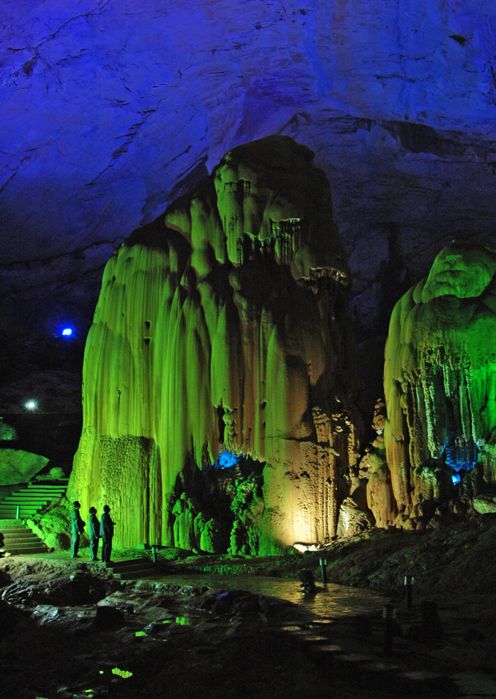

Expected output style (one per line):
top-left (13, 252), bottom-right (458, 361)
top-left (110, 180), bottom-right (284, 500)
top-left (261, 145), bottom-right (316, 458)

top-left (293, 542), bottom-right (322, 553)
top-left (24, 400), bottom-right (38, 411)
top-left (61, 327), bottom-right (73, 337)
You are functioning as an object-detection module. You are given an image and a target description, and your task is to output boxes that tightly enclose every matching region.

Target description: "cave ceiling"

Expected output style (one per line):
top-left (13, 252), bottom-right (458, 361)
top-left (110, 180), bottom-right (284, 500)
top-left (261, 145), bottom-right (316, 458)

top-left (1, 0), bottom-right (496, 400)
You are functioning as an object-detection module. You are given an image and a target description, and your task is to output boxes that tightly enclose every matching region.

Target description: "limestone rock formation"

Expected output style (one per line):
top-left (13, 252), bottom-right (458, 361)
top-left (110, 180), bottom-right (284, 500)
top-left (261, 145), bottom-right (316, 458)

top-left (0, 419), bottom-right (16, 442)
top-left (69, 136), bottom-right (361, 553)
top-left (382, 240), bottom-right (496, 527)
top-left (0, 448), bottom-right (48, 485)
top-left (358, 400), bottom-right (397, 528)
top-left (2, 1), bottom-right (496, 414)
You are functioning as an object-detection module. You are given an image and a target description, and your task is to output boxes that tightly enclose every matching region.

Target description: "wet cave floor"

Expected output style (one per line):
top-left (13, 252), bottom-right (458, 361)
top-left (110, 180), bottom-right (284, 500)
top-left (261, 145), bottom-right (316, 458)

top-left (1, 519), bottom-right (496, 698)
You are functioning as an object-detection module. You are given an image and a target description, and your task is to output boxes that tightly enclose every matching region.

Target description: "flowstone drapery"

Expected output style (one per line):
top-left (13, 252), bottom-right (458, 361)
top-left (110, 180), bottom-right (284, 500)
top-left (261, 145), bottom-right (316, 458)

top-left (381, 240), bottom-right (496, 528)
top-left (69, 136), bottom-right (361, 553)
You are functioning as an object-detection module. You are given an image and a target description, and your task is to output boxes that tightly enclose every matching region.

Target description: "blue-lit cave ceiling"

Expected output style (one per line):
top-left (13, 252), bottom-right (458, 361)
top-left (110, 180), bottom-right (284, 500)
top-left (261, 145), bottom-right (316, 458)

top-left (1, 0), bottom-right (496, 403)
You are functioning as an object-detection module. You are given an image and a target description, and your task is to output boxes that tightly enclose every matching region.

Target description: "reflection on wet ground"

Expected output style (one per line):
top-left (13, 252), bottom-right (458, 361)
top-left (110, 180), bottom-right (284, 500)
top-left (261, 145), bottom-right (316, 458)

top-left (149, 573), bottom-right (385, 620)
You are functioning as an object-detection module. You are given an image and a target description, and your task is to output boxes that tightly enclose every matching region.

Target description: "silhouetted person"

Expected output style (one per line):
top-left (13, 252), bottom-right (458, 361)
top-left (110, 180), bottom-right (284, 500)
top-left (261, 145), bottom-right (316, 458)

top-left (70, 501), bottom-right (85, 558)
top-left (88, 506), bottom-right (100, 561)
top-left (101, 504), bottom-right (115, 564)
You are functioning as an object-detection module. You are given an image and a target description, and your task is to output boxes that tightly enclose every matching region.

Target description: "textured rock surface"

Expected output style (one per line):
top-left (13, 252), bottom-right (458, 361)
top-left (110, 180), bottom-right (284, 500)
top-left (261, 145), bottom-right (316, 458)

top-left (473, 495), bottom-right (496, 514)
top-left (1, 539), bottom-right (496, 699)
top-left (1, 1), bottom-right (496, 405)
top-left (0, 448), bottom-right (48, 485)
top-left (0, 419), bottom-right (16, 442)
top-left (69, 136), bottom-right (360, 552)
top-left (27, 503), bottom-right (72, 551)
top-left (381, 240), bottom-right (496, 527)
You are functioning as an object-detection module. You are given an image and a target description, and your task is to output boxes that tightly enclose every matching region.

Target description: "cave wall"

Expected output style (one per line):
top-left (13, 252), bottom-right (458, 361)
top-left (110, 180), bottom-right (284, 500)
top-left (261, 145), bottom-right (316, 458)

top-left (68, 136), bottom-right (361, 552)
top-left (378, 240), bottom-right (496, 528)
top-left (1, 1), bottom-right (496, 407)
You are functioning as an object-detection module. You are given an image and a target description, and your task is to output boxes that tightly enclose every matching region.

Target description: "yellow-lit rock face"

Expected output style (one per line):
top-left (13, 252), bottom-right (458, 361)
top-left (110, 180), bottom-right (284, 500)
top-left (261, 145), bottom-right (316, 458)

top-left (382, 240), bottom-right (496, 528)
top-left (69, 136), bottom-right (360, 552)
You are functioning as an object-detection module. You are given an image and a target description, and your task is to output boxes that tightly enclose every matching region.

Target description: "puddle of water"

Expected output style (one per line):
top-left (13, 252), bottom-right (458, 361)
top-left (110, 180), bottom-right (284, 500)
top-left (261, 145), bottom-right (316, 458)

top-left (279, 625), bottom-right (306, 632)
top-left (53, 686), bottom-right (98, 698)
top-left (151, 574), bottom-right (384, 620)
top-left (312, 643), bottom-right (343, 653)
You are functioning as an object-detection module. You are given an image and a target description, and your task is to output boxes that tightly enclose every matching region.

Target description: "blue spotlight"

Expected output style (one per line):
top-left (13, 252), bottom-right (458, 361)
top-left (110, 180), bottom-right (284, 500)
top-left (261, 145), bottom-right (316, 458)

top-left (61, 327), bottom-right (74, 337)
top-left (451, 473), bottom-right (462, 485)
top-left (215, 450), bottom-right (238, 469)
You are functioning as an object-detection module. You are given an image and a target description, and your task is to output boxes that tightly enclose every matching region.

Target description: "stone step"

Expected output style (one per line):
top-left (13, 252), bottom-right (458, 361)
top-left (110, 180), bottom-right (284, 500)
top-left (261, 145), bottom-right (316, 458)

top-left (2, 499), bottom-right (49, 505)
top-left (0, 504), bottom-right (49, 510)
top-left (0, 534), bottom-right (39, 548)
top-left (2, 540), bottom-right (41, 547)
top-left (0, 510), bottom-right (48, 516)
top-left (4, 490), bottom-right (53, 495)
top-left (31, 479), bottom-right (69, 485)
top-left (25, 484), bottom-right (66, 488)
top-left (0, 516), bottom-right (43, 521)
top-left (3, 497), bottom-right (50, 501)
top-left (5, 547), bottom-right (48, 555)
top-left (2, 535), bottom-right (43, 544)
top-left (0, 522), bottom-right (48, 556)
top-left (105, 558), bottom-right (158, 580)
top-left (0, 509), bottom-right (46, 516)
top-left (1, 497), bottom-right (49, 502)
top-left (4, 491), bottom-right (52, 496)
top-left (0, 506), bottom-right (49, 512)
top-left (0, 482), bottom-right (66, 520)
top-left (0, 501), bottom-right (48, 507)
top-left (3, 543), bottom-right (43, 551)
top-left (0, 534), bottom-right (39, 546)
top-left (4, 541), bottom-right (47, 550)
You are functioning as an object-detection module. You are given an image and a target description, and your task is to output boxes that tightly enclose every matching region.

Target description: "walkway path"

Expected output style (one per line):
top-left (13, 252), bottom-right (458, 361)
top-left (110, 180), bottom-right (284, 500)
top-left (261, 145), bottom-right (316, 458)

top-left (5, 552), bottom-right (496, 697)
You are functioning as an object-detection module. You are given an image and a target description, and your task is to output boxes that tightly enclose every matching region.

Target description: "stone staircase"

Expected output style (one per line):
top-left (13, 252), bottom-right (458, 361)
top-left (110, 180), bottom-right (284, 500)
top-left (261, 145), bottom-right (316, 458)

top-left (106, 558), bottom-right (159, 581)
top-left (0, 521), bottom-right (48, 555)
top-left (0, 479), bottom-right (68, 519)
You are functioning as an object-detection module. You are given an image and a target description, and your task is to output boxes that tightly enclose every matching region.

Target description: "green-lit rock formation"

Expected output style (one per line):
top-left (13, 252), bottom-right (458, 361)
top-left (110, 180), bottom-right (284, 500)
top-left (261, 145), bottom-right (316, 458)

top-left (69, 136), bottom-right (360, 553)
top-left (0, 448), bottom-right (48, 485)
top-left (382, 240), bottom-right (496, 528)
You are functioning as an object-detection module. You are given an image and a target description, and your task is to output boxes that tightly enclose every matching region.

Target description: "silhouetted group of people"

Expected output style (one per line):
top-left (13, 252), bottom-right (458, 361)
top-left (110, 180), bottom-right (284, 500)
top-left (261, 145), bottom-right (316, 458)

top-left (71, 501), bottom-right (115, 563)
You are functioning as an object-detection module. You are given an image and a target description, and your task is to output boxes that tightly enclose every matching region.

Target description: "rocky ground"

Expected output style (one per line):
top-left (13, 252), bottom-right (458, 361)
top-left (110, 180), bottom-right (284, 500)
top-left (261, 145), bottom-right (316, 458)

top-left (1, 516), bottom-right (495, 698)
top-left (166, 514), bottom-right (496, 595)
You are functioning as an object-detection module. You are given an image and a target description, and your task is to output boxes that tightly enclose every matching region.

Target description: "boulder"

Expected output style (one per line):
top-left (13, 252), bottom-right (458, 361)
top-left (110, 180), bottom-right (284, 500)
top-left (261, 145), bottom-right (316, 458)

top-left (473, 495), bottom-right (496, 515)
top-left (0, 448), bottom-right (48, 485)
top-left (336, 497), bottom-right (374, 538)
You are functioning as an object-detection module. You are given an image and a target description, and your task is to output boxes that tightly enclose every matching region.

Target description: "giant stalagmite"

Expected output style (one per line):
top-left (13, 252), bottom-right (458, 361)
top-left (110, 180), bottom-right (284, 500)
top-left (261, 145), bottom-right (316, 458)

top-left (382, 240), bottom-right (496, 527)
top-left (69, 136), bottom-right (360, 552)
